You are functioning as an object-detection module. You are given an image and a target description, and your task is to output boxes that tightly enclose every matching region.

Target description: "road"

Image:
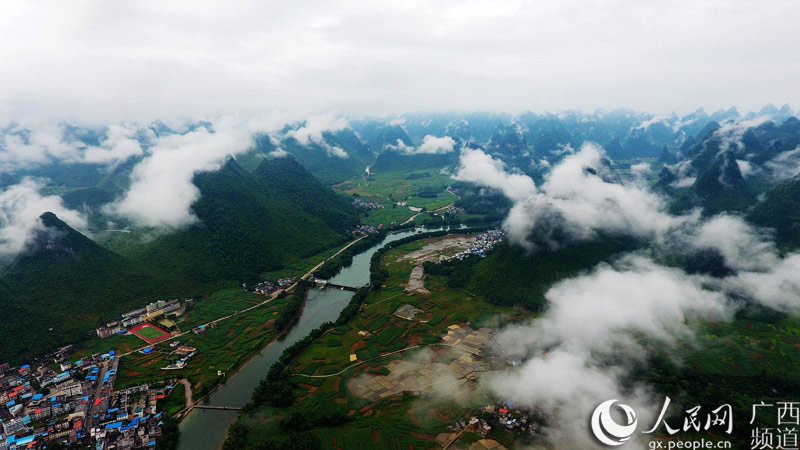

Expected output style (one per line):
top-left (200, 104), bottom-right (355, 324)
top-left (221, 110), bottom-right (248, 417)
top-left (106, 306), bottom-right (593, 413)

top-left (120, 236), bottom-right (366, 358)
top-left (400, 202), bottom-right (454, 226)
top-left (85, 359), bottom-right (112, 430)
top-left (179, 378), bottom-right (193, 410)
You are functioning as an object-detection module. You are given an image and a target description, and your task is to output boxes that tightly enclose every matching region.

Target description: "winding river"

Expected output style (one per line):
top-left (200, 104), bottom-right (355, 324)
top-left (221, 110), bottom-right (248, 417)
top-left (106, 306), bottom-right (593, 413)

top-left (177, 227), bottom-right (430, 450)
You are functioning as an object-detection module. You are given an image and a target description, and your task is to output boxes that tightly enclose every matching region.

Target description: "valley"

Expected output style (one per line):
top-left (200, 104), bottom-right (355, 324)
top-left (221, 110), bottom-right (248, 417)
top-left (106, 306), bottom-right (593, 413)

top-left (2, 109), bottom-right (800, 450)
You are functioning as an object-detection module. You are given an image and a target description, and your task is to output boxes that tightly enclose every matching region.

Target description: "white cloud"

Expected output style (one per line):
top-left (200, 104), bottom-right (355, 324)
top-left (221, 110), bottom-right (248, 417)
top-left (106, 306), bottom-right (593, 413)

top-left (0, 124), bottom-right (82, 171)
top-left (415, 135), bottom-right (456, 154)
top-left (714, 116), bottom-right (771, 153)
top-left (1, 1), bottom-right (798, 122)
top-left (452, 147), bottom-right (536, 202)
top-left (486, 256), bottom-right (731, 448)
top-left (108, 117), bottom-right (253, 229)
top-left (725, 253), bottom-right (800, 314)
top-left (283, 113), bottom-right (349, 158)
top-left (499, 144), bottom-right (682, 249)
top-left (386, 135), bottom-right (457, 155)
top-left (764, 147), bottom-right (800, 180)
top-left (0, 123), bottom-right (146, 172)
top-left (82, 124), bottom-right (146, 164)
top-left (735, 159), bottom-right (754, 177)
top-left (0, 178), bottom-right (87, 257)
top-left (688, 214), bottom-right (779, 272)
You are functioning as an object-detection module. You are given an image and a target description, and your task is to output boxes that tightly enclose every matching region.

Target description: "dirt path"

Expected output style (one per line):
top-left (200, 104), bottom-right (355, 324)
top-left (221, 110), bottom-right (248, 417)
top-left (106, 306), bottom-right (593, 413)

top-left (179, 378), bottom-right (193, 410)
top-left (400, 202), bottom-right (454, 225)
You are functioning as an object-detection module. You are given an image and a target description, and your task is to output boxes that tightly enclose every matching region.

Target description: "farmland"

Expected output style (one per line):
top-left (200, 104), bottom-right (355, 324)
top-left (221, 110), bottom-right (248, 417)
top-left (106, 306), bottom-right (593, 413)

top-left (232, 233), bottom-right (527, 449)
top-left (335, 171), bottom-right (459, 226)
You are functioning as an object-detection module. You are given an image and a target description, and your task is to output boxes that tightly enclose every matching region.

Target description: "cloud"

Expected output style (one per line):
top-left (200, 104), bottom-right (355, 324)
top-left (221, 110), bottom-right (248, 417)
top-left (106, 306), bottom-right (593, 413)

top-left (0, 178), bottom-right (87, 257)
top-left (686, 214), bottom-right (779, 272)
top-left (108, 117), bottom-right (253, 229)
top-left (735, 159), bottom-right (754, 177)
top-left (452, 147), bottom-right (536, 202)
top-left (0, 124), bottom-right (82, 171)
top-left (500, 144), bottom-right (683, 249)
top-left (386, 135), bottom-right (457, 155)
top-left (81, 124), bottom-right (147, 164)
top-left (2, 2), bottom-right (799, 122)
top-left (0, 122), bottom-right (146, 172)
top-left (764, 147), bottom-right (800, 180)
top-left (415, 135), bottom-right (456, 154)
top-left (724, 253), bottom-right (800, 314)
top-left (486, 255), bottom-right (731, 448)
top-left (714, 116), bottom-right (771, 154)
top-left (283, 113), bottom-right (349, 158)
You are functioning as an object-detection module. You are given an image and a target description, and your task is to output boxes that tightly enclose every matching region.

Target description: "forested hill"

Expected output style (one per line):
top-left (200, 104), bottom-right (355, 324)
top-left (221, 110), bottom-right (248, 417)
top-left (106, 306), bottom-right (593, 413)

top-left (134, 157), bottom-right (356, 288)
top-left (0, 213), bottom-right (171, 363)
top-left (748, 175), bottom-right (800, 250)
top-left (0, 157), bottom-right (358, 363)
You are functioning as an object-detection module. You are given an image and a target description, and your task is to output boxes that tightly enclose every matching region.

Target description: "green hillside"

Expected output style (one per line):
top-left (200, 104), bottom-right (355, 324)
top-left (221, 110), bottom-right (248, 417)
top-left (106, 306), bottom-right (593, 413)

top-left (692, 150), bottom-right (756, 214)
top-left (277, 129), bottom-right (375, 184)
top-left (134, 157), bottom-right (356, 287)
top-left (0, 213), bottom-right (172, 363)
top-left (371, 148), bottom-right (458, 173)
top-left (464, 236), bottom-right (640, 310)
top-left (748, 175), bottom-right (800, 249)
top-left (0, 157), bottom-right (357, 363)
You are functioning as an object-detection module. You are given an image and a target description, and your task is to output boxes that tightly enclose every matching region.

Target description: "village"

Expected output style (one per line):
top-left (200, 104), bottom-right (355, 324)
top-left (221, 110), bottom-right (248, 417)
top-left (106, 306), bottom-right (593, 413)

top-left (351, 197), bottom-right (384, 210)
top-left (243, 277), bottom-right (297, 296)
top-left (446, 229), bottom-right (505, 260)
top-left (436, 401), bottom-right (547, 450)
top-left (0, 345), bottom-right (170, 449)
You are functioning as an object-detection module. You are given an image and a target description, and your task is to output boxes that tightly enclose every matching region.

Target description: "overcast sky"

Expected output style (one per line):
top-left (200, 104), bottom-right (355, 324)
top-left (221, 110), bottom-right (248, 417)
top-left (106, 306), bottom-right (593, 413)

top-left (1, 0), bottom-right (798, 123)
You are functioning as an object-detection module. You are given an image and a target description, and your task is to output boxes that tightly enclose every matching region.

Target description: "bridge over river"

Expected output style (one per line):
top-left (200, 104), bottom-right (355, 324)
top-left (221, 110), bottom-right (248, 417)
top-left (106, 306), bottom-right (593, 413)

top-left (312, 278), bottom-right (360, 291)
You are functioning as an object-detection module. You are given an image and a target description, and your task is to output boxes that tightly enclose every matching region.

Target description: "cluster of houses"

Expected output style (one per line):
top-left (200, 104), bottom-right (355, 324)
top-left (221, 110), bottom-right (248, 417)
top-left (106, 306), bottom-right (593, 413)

top-left (244, 277), bottom-right (297, 296)
top-left (160, 344), bottom-right (197, 371)
top-left (448, 229), bottom-right (505, 260)
top-left (352, 198), bottom-right (384, 210)
top-left (443, 205), bottom-right (466, 216)
top-left (0, 346), bottom-right (168, 449)
top-left (96, 299), bottom-right (191, 339)
top-left (353, 224), bottom-right (382, 235)
top-left (436, 401), bottom-right (543, 449)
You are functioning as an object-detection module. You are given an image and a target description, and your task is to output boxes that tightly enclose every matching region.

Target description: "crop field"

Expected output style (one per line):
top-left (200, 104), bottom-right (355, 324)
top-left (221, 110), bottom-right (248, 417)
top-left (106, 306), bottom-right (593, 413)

top-left (66, 285), bottom-right (294, 401)
top-left (334, 171), bottom-right (458, 226)
top-left (115, 293), bottom-right (290, 395)
top-left (244, 234), bottom-right (525, 449)
top-left (684, 317), bottom-right (800, 377)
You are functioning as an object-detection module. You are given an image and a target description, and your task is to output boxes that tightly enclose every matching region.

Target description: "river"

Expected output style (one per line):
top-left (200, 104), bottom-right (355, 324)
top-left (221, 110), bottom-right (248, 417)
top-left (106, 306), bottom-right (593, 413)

top-left (177, 227), bottom-right (431, 450)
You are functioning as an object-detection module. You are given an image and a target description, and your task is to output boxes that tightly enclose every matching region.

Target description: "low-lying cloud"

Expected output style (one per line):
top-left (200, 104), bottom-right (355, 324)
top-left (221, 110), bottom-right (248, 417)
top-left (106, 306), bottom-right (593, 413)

top-left (108, 118), bottom-right (253, 229)
top-left (451, 137), bottom-right (800, 446)
top-left (0, 123), bottom-right (146, 172)
top-left (455, 143), bottom-right (684, 250)
top-left (283, 114), bottom-right (349, 158)
top-left (0, 178), bottom-right (87, 257)
top-left (453, 147), bottom-right (536, 202)
top-left (486, 255), bottom-right (731, 448)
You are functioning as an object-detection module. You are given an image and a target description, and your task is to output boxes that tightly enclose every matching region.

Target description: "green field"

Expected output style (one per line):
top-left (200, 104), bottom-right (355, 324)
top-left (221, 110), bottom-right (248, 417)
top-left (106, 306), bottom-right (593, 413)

top-left (334, 171), bottom-right (460, 226)
top-left (233, 234), bottom-right (527, 449)
top-left (135, 324), bottom-right (169, 340)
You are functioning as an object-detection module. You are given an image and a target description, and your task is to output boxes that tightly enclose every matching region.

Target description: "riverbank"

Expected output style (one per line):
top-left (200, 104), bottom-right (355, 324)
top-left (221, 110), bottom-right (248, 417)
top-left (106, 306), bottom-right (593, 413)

top-left (176, 228), bottom-right (430, 450)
